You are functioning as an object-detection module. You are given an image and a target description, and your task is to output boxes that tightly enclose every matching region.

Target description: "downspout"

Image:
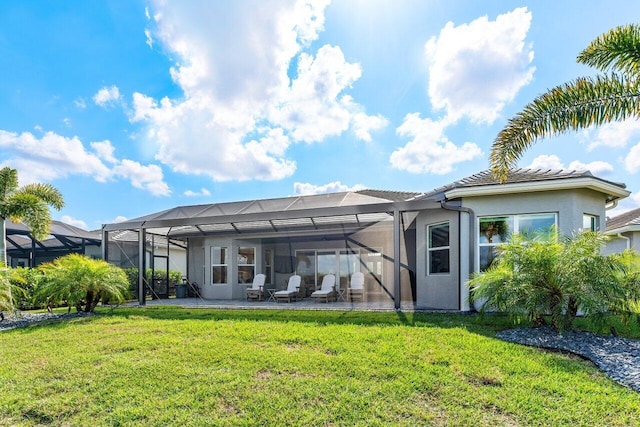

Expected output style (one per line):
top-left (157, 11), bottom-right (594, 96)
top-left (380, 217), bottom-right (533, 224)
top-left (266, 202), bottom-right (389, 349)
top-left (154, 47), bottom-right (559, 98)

top-left (440, 201), bottom-right (475, 311)
top-left (617, 233), bottom-right (631, 250)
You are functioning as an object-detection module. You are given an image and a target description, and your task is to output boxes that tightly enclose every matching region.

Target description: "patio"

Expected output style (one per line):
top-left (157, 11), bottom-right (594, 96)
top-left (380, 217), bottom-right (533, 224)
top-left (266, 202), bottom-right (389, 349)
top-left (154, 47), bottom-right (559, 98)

top-left (127, 296), bottom-right (424, 312)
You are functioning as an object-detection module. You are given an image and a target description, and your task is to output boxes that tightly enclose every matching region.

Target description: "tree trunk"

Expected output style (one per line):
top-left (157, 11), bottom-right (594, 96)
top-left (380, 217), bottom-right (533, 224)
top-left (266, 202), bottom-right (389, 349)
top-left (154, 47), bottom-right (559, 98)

top-left (85, 290), bottom-right (94, 313)
top-left (0, 218), bottom-right (7, 267)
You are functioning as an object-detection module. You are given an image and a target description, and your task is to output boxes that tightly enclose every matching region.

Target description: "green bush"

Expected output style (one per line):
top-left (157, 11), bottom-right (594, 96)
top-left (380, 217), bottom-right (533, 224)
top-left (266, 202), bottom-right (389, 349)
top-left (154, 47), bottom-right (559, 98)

top-left (7, 267), bottom-right (43, 310)
top-left (469, 230), bottom-right (638, 332)
top-left (37, 254), bottom-right (130, 312)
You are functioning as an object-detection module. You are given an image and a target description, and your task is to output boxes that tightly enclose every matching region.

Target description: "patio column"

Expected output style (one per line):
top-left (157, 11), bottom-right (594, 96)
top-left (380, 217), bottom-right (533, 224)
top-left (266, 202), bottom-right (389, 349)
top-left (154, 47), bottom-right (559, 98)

top-left (138, 228), bottom-right (146, 306)
top-left (30, 237), bottom-right (36, 268)
top-left (101, 228), bottom-right (108, 261)
top-left (393, 208), bottom-right (401, 310)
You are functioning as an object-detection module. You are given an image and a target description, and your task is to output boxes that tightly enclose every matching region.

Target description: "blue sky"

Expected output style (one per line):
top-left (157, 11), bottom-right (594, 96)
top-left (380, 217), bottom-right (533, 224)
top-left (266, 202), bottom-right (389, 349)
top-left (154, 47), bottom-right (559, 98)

top-left (1, 1), bottom-right (640, 231)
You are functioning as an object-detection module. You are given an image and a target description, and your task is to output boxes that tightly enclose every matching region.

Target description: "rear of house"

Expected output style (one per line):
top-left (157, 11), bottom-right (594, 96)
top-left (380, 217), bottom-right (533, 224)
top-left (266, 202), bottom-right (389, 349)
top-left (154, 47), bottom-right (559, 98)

top-left (102, 168), bottom-right (630, 311)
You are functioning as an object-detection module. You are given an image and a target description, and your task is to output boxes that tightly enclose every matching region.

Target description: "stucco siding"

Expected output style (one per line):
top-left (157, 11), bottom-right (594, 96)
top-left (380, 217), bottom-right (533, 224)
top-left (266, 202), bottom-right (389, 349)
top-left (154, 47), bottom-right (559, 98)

top-left (415, 209), bottom-right (460, 309)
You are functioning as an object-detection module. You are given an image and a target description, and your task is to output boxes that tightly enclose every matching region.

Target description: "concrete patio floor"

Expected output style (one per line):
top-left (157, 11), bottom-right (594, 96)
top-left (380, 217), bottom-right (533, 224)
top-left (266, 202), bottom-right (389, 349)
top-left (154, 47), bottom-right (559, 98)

top-left (126, 296), bottom-right (427, 312)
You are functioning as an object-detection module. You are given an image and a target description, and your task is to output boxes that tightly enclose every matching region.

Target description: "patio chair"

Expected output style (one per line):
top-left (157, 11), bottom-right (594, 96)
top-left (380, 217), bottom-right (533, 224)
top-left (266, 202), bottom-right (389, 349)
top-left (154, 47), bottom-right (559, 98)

top-left (310, 274), bottom-right (336, 303)
top-left (246, 274), bottom-right (266, 301)
top-left (274, 275), bottom-right (301, 303)
top-left (347, 272), bottom-right (365, 302)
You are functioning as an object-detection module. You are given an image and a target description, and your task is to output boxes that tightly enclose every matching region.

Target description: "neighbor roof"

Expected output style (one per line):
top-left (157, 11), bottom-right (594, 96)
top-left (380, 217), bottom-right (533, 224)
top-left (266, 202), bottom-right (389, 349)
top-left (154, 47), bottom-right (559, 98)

top-left (5, 219), bottom-right (101, 254)
top-left (418, 168), bottom-right (629, 202)
top-left (606, 207), bottom-right (640, 233)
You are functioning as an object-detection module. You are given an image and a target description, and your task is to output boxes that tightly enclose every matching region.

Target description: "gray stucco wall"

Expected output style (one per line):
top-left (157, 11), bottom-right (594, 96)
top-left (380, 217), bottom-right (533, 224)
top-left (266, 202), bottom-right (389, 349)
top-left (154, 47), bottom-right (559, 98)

top-left (415, 209), bottom-right (460, 310)
top-left (604, 230), bottom-right (640, 255)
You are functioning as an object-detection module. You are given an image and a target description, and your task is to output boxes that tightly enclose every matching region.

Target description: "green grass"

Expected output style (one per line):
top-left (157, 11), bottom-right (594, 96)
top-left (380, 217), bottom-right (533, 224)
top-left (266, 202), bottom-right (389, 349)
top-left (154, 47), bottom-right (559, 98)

top-left (0, 307), bottom-right (638, 426)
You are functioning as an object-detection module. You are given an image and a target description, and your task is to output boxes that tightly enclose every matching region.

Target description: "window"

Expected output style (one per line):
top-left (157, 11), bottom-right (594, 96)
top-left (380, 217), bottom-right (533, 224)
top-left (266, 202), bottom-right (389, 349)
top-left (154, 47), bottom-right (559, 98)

top-left (479, 213), bottom-right (556, 270)
top-left (428, 222), bottom-right (450, 275)
top-left (583, 214), bottom-right (598, 232)
top-left (211, 246), bottom-right (227, 284)
top-left (237, 247), bottom-right (255, 284)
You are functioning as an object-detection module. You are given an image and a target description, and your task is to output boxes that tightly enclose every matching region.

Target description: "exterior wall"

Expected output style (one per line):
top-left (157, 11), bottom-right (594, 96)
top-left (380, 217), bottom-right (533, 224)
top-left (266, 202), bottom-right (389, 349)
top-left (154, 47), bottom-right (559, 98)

top-left (460, 188), bottom-right (609, 311)
top-left (184, 216), bottom-right (412, 303)
top-left (461, 188), bottom-right (607, 240)
top-left (187, 236), bottom-right (262, 300)
top-left (415, 209), bottom-right (460, 310)
top-left (604, 230), bottom-right (640, 255)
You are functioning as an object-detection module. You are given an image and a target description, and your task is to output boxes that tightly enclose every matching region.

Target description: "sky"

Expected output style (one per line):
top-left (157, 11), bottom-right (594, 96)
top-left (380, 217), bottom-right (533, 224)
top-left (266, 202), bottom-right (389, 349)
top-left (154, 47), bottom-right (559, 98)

top-left (1, 0), bottom-right (640, 231)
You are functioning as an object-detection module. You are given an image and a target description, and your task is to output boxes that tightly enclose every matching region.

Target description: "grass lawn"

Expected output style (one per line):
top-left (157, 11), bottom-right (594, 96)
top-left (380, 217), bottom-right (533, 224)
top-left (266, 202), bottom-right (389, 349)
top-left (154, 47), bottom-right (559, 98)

top-left (0, 307), bottom-right (638, 426)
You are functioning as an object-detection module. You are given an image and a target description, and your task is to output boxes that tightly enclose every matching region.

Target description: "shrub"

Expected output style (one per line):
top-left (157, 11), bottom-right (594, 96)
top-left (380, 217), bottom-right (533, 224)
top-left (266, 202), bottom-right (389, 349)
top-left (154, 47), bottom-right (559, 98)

top-left (469, 230), bottom-right (632, 332)
top-left (37, 254), bottom-right (130, 312)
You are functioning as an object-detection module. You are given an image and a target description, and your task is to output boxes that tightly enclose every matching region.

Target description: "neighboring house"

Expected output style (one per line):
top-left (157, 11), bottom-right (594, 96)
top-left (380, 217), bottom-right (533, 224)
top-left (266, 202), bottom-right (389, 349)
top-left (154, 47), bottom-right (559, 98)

top-left (604, 207), bottom-right (640, 255)
top-left (5, 219), bottom-right (102, 267)
top-left (102, 168), bottom-right (630, 311)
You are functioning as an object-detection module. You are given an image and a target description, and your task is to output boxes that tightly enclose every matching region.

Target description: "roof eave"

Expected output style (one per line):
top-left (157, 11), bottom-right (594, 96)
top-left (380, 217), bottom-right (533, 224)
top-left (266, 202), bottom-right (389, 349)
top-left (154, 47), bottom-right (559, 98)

top-left (444, 177), bottom-right (630, 201)
top-left (605, 225), bottom-right (640, 235)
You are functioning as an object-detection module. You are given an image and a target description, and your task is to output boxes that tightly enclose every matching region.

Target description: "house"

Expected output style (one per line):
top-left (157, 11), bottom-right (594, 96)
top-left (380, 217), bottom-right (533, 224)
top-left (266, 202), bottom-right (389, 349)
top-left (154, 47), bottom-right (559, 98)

top-left (604, 207), bottom-right (640, 254)
top-left (5, 219), bottom-right (102, 267)
top-left (102, 168), bottom-right (630, 311)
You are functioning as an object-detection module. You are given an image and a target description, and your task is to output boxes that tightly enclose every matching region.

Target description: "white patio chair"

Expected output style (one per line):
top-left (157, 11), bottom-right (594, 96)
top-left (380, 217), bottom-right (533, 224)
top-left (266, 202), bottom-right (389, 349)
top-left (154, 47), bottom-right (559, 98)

top-left (245, 274), bottom-right (266, 301)
top-left (311, 274), bottom-right (336, 303)
top-left (274, 275), bottom-right (301, 303)
top-left (347, 272), bottom-right (365, 302)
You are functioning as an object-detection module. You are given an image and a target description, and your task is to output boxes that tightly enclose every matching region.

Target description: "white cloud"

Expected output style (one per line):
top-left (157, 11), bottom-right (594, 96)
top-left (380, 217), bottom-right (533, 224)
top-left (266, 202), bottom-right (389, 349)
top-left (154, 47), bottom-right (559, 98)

top-left (63, 117), bottom-right (72, 127)
top-left (60, 215), bottom-right (88, 230)
top-left (424, 7), bottom-right (534, 124)
top-left (91, 140), bottom-right (118, 163)
top-left (0, 130), bottom-right (112, 184)
top-left (527, 154), bottom-right (614, 175)
top-left (144, 29), bottom-right (153, 48)
top-left (132, 0), bottom-right (386, 182)
top-left (586, 118), bottom-right (640, 151)
top-left (293, 181), bottom-right (366, 196)
top-left (625, 142), bottom-right (640, 173)
top-left (74, 98), bottom-right (87, 109)
top-left (112, 159), bottom-right (171, 196)
top-left (390, 113), bottom-right (483, 174)
top-left (567, 160), bottom-right (614, 175)
top-left (112, 215), bottom-right (128, 223)
top-left (527, 154), bottom-right (564, 170)
top-left (93, 85), bottom-right (122, 108)
top-left (184, 188), bottom-right (211, 197)
top-left (0, 129), bottom-right (170, 196)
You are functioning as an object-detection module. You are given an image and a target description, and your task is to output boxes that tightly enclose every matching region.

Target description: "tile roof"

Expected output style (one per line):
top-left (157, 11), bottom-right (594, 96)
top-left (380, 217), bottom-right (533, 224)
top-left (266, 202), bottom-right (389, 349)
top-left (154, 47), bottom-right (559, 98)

top-left (421, 168), bottom-right (626, 199)
top-left (606, 207), bottom-right (640, 232)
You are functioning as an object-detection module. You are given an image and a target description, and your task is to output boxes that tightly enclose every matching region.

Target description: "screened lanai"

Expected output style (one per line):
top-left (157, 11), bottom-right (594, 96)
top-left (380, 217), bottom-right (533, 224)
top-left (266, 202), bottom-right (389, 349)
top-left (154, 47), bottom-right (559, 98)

top-left (102, 190), bottom-right (443, 309)
top-left (6, 219), bottom-right (101, 267)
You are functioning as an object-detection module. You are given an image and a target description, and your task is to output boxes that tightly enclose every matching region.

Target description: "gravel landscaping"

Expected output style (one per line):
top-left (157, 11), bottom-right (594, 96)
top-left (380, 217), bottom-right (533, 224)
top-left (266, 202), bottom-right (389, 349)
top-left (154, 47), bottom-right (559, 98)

top-left (0, 311), bottom-right (91, 332)
top-left (497, 327), bottom-right (640, 392)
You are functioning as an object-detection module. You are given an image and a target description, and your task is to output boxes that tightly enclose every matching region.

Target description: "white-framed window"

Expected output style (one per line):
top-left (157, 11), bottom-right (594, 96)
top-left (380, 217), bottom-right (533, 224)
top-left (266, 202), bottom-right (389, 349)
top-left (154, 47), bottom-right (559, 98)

top-left (427, 222), bottom-right (450, 275)
top-left (583, 214), bottom-right (598, 232)
top-left (237, 247), bottom-right (255, 284)
top-left (478, 213), bottom-right (556, 271)
top-left (211, 246), bottom-right (228, 284)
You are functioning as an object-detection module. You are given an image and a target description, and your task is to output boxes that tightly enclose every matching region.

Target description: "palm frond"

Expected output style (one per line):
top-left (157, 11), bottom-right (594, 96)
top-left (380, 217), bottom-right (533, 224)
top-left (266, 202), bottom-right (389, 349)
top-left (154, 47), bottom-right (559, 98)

top-left (5, 193), bottom-right (51, 241)
top-left (490, 74), bottom-right (640, 182)
top-left (20, 183), bottom-right (65, 210)
top-left (578, 24), bottom-right (640, 77)
top-left (0, 167), bottom-right (19, 207)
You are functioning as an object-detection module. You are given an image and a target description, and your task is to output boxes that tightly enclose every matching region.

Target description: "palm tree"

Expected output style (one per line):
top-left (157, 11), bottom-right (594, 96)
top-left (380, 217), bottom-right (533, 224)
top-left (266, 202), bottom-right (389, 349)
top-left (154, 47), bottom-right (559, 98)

top-left (491, 24), bottom-right (640, 182)
top-left (0, 167), bottom-right (65, 267)
top-left (37, 254), bottom-right (130, 313)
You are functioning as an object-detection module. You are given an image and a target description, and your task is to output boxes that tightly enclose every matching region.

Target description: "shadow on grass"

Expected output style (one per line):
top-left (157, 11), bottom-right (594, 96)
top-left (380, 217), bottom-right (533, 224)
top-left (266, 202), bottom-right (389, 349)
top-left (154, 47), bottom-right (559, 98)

top-left (84, 305), bottom-right (520, 336)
